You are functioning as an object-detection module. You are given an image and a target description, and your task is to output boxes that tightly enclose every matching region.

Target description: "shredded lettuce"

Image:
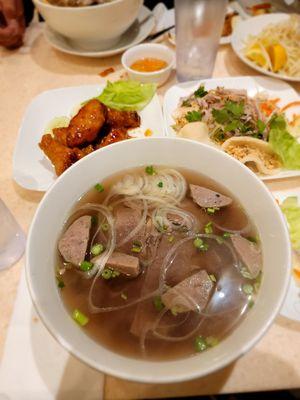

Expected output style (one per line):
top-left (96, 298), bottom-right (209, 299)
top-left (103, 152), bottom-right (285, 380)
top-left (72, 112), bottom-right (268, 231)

top-left (97, 80), bottom-right (156, 111)
top-left (281, 197), bottom-right (300, 250)
top-left (268, 115), bottom-right (300, 170)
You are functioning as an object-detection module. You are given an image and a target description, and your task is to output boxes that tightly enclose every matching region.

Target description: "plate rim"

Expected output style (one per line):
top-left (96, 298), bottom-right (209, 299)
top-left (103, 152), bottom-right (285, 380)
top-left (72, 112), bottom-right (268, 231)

top-left (162, 75), bottom-right (300, 181)
top-left (43, 5), bottom-right (155, 58)
top-left (231, 13), bottom-right (300, 83)
top-left (13, 83), bottom-right (165, 191)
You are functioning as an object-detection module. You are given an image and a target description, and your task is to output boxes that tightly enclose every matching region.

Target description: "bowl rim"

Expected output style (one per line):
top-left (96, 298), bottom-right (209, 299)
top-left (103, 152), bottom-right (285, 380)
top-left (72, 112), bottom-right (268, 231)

top-left (33, 0), bottom-right (131, 11)
top-left (26, 137), bottom-right (291, 383)
top-left (121, 43), bottom-right (175, 77)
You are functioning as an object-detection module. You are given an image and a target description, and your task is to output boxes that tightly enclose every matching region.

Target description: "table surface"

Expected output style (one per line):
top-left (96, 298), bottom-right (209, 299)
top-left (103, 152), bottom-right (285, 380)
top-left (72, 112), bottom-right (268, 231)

top-left (1, 30), bottom-right (300, 399)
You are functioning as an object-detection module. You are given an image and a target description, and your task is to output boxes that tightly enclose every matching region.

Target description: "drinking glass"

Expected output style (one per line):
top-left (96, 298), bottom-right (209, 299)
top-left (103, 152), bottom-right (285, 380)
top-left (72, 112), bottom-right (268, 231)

top-left (175, 0), bottom-right (228, 82)
top-left (0, 199), bottom-right (26, 270)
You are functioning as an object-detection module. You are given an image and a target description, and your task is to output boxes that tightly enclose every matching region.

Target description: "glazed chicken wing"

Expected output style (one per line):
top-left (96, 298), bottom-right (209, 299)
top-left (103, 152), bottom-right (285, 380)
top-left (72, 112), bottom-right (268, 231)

top-left (106, 108), bottom-right (140, 129)
top-left (53, 99), bottom-right (106, 148)
top-left (98, 127), bottom-right (128, 148)
top-left (39, 134), bottom-right (77, 176)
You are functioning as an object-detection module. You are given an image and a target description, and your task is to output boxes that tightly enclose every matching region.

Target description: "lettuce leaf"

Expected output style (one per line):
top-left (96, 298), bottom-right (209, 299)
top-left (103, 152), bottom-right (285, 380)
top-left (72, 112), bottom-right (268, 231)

top-left (268, 116), bottom-right (300, 170)
top-left (97, 80), bottom-right (156, 111)
top-left (281, 197), bottom-right (300, 250)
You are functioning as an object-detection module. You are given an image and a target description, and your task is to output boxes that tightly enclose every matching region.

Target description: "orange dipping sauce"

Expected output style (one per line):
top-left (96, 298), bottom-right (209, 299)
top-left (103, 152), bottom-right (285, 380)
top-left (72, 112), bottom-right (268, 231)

top-left (130, 57), bottom-right (168, 72)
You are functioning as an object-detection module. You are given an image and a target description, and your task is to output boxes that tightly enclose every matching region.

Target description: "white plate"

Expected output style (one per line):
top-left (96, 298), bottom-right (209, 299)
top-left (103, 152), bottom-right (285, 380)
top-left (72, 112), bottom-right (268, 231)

top-left (43, 5), bottom-right (155, 58)
top-left (13, 84), bottom-right (165, 191)
top-left (231, 13), bottom-right (300, 82)
top-left (163, 76), bottom-right (300, 181)
top-left (273, 189), bottom-right (300, 322)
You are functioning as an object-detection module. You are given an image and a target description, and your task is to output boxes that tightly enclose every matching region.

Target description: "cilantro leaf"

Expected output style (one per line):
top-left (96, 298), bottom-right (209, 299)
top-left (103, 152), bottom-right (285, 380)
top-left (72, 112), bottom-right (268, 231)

top-left (185, 110), bottom-right (202, 122)
top-left (257, 119), bottom-right (266, 134)
top-left (212, 108), bottom-right (230, 124)
top-left (224, 101), bottom-right (244, 117)
top-left (194, 85), bottom-right (208, 98)
top-left (224, 120), bottom-right (239, 132)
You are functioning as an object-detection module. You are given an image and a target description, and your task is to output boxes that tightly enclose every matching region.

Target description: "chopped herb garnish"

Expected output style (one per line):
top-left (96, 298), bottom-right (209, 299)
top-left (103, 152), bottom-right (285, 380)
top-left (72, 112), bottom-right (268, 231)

top-left (224, 101), bottom-right (244, 117)
top-left (171, 306), bottom-right (179, 316)
top-left (72, 309), bottom-right (89, 326)
top-left (91, 243), bottom-right (105, 256)
top-left (145, 165), bottom-right (156, 175)
top-left (94, 183), bottom-right (104, 192)
top-left (168, 235), bottom-right (175, 243)
top-left (223, 232), bottom-right (231, 238)
top-left (240, 266), bottom-right (253, 280)
top-left (112, 270), bottom-right (120, 278)
top-left (182, 99), bottom-right (191, 107)
top-left (224, 120), bottom-right (239, 132)
top-left (194, 85), bottom-right (208, 98)
top-left (242, 283), bottom-right (254, 295)
top-left (193, 237), bottom-right (209, 251)
top-left (194, 336), bottom-right (208, 352)
top-left (185, 110), bottom-right (202, 122)
top-left (248, 297), bottom-right (255, 308)
top-left (204, 221), bottom-right (213, 234)
top-left (131, 246), bottom-right (142, 253)
top-left (206, 336), bottom-right (219, 347)
top-left (101, 268), bottom-right (113, 279)
top-left (247, 236), bottom-right (258, 244)
top-left (209, 274), bottom-right (217, 283)
top-left (79, 260), bottom-right (94, 271)
top-left (216, 236), bottom-right (224, 244)
top-left (153, 296), bottom-right (164, 311)
top-left (101, 223), bottom-right (109, 231)
top-left (206, 207), bottom-right (220, 215)
top-left (157, 181), bottom-right (163, 188)
top-left (257, 119), bottom-right (266, 134)
top-left (121, 293), bottom-right (128, 300)
top-left (212, 108), bottom-right (230, 124)
top-left (56, 276), bottom-right (65, 289)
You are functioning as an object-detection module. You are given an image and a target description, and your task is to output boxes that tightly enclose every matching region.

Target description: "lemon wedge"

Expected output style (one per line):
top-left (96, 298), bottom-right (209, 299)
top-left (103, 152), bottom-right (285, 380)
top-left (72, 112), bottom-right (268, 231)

top-left (267, 44), bottom-right (287, 72)
top-left (245, 44), bottom-right (268, 68)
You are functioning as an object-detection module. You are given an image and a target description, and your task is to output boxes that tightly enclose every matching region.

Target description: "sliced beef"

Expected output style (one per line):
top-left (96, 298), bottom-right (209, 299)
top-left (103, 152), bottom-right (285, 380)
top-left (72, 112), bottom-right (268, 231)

top-left (106, 107), bottom-right (140, 129)
top-left (162, 270), bottom-right (214, 313)
top-left (58, 215), bottom-right (91, 266)
top-left (114, 206), bottom-right (142, 247)
top-left (106, 251), bottom-right (140, 277)
top-left (231, 235), bottom-right (262, 278)
top-left (190, 184), bottom-right (232, 208)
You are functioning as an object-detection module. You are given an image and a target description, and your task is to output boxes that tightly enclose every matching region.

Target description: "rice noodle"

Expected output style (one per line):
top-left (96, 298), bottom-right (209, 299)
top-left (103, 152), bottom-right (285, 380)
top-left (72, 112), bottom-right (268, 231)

top-left (151, 206), bottom-right (198, 233)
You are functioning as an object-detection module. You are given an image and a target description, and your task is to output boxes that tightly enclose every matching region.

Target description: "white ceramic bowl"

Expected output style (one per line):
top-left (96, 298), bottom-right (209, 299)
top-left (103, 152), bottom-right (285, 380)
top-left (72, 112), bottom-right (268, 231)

top-left (122, 43), bottom-right (175, 87)
top-left (33, 0), bottom-right (142, 50)
top-left (26, 138), bottom-right (291, 383)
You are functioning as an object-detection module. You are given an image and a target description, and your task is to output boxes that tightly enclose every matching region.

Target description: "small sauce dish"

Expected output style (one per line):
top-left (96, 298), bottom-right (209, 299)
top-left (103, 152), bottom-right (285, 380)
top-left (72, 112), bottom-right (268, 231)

top-left (121, 43), bottom-right (175, 87)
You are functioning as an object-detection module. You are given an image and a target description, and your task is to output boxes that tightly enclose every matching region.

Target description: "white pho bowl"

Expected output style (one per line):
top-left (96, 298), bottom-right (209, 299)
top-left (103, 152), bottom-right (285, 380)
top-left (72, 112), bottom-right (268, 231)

top-left (26, 138), bottom-right (291, 383)
top-left (122, 43), bottom-right (175, 87)
top-left (33, 0), bottom-right (142, 50)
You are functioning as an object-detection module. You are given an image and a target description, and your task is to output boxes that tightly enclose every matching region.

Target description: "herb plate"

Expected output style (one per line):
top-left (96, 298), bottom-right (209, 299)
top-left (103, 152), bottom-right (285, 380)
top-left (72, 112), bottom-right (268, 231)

top-left (273, 189), bottom-right (300, 323)
top-left (13, 84), bottom-right (165, 192)
top-left (163, 76), bottom-right (300, 181)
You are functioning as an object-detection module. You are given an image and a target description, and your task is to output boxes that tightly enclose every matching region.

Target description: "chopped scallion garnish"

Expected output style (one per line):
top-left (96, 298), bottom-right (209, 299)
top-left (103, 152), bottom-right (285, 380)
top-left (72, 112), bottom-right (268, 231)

top-left (223, 232), bottom-right (231, 238)
top-left (153, 296), bottom-right (164, 311)
top-left (91, 243), bottom-right (105, 256)
top-left (242, 283), bottom-right (254, 295)
top-left (194, 336), bottom-right (208, 352)
top-left (72, 309), bottom-right (89, 326)
top-left (248, 298), bottom-right (255, 308)
top-left (79, 260), bottom-right (94, 271)
top-left (206, 336), bottom-right (219, 347)
top-left (168, 235), bottom-right (175, 243)
top-left (101, 268), bottom-right (113, 279)
top-left (157, 181), bottom-right (163, 188)
top-left (94, 183), bottom-right (104, 192)
top-left (131, 246), bottom-right (142, 253)
top-left (56, 276), bottom-right (65, 289)
top-left (101, 223), bottom-right (109, 231)
top-left (121, 293), bottom-right (128, 300)
top-left (206, 207), bottom-right (220, 215)
top-left (193, 237), bottom-right (209, 251)
top-left (91, 215), bottom-right (98, 225)
top-left (204, 221), bottom-right (213, 234)
top-left (209, 274), bottom-right (217, 283)
top-left (145, 165), bottom-right (156, 175)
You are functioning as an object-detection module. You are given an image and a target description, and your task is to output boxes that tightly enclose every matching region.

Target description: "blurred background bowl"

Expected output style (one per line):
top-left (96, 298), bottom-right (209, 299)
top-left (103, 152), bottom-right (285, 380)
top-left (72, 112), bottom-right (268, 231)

top-left (33, 0), bottom-right (143, 50)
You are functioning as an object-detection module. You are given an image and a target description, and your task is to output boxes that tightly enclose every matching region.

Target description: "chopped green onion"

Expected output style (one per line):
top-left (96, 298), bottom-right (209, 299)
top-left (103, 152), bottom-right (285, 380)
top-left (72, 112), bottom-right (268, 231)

top-left (157, 181), bottom-right (163, 188)
top-left (145, 165), bottom-right (156, 175)
top-left (209, 274), bottom-right (217, 283)
top-left (206, 207), bottom-right (220, 215)
top-left (91, 215), bottom-right (98, 225)
top-left (56, 276), bottom-right (65, 289)
top-left (153, 296), bottom-right (164, 311)
top-left (216, 236), bottom-right (224, 244)
top-left (91, 243), bottom-right (105, 256)
top-left (248, 297), bottom-right (255, 308)
top-left (200, 243), bottom-right (209, 251)
top-left (204, 221), bottom-right (213, 234)
top-left (242, 283), bottom-right (254, 295)
top-left (168, 235), bottom-right (175, 243)
top-left (101, 268), bottom-right (113, 279)
top-left (94, 183), bottom-right (104, 192)
top-left (79, 260), bottom-right (94, 271)
top-left (194, 336), bottom-right (208, 352)
top-left (223, 232), bottom-right (231, 238)
top-left (206, 336), bottom-right (219, 347)
top-left (193, 237), bottom-right (203, 248)
top-left (131, 246), bottom-right (142, 253)
top-left (132, 240), bottom-right (142, 247)
top-left (121, 293), bottom-right (128, 300)
top-left (101, 223), bottom-right (109, 231)
top-left (182, 99), bottom-right (191, 107)
top-left (240, 267), bottom-right (253, 280)
top-left (247, 236), bottom-right (258, 243)
top-left (171, 307), bottom-right (179, 316)
top-left (72, 309), bottom-right (89, 326)
top-left (112, 270), bottom-right (120, 278)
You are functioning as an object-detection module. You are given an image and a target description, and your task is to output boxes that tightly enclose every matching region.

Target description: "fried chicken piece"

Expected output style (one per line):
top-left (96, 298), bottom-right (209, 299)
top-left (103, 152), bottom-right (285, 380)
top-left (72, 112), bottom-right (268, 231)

top-left (98, 127), bottom-right (128, 148)
top-left (39, 134), bottom-right (77, 176)
top-left (53, 99), bottom-right (106, 148)
top-left (73, 145), bottom-right (94, 160)
top-left (106, 108), bottom-right (140, 129)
